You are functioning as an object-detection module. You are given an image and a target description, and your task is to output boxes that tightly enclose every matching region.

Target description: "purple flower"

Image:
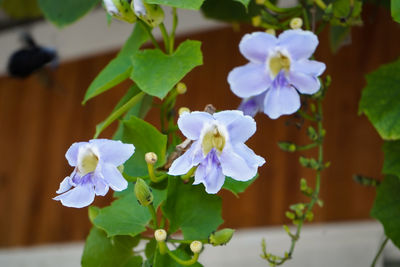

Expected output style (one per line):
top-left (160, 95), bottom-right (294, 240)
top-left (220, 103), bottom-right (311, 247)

top-left (54, 139), bottom-right (134, 208)
top-left (168, 110), bottom-right (265, 194)
top-left (228, 30), bottom-right (326, 119)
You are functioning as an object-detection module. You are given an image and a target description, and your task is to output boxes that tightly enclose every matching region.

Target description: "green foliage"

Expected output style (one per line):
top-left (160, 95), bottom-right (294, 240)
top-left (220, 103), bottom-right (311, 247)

top-left (82, 227), bottom-right (142, 267)
top-left (144, 0), bottom-right (205, 10)
top-left (383, 141), bottom-right (400, 177)
top-left (201, 0), bottom-right (261, 22)
top-left (130, 40), bottom-right (203, 99)
top-left (329, 25), bottom-right (350, 53)
top-left (359, 59), bottom-right (400, 140)
top-left (1, 0), bottom-right (42, 19)
top-left (83, 24), bottom-right (149, 104)
top-left (38, 0), bottom-right (101, 27)
top-left (233, 0), bottom-right (250, 8)
top-left (94, 185), bottom-right (166, 237)
top-left (371, 175), bottom-right (400, 249)
top-left (162, 177), bottom-right (223, 240)
top-left (326, 0), bottom-right (362, 26)
top-left (120, 116), bottom-right (167, 177)
top-left (152, 245), bottom-right (203, 267)
top-left (222, 176), bottom-right (257, 196)
top-left (391, 0), bottom-right (400, 23)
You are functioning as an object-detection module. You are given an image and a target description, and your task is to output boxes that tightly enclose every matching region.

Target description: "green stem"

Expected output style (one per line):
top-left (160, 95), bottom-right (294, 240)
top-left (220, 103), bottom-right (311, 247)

top-left (169, 8), bottom-right (178, 54)
top-left (159, 23), bottom-right (170, 53)
top-left (148, 204), bottom-right (159, 229)
top-left (181, 167), bottom-right (196, 181)
top-left (313, 0), bottom-right (327, 10)
top-left (297, 109), bottom-right (316, 121)
top-left (296, 143), bottom-right (318, 151)
top-left (302, 8), bottom-right (311, 31)
top-left (166, 249), bottom-right (200, 266)
top-left (139, 20), bottom-right (161, 50)
top-left (94, 92), bottom-right (145, 138)
top-left (371, 237), bottom-right (389, 267)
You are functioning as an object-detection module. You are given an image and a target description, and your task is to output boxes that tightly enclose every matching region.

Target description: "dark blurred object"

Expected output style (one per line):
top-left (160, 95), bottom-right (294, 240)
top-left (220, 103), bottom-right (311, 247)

top-left (7, 33), bottom-right (58, 78)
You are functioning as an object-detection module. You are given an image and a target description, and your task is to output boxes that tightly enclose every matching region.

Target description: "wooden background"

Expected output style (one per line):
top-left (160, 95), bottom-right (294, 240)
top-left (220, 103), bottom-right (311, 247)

top-left (0, 5), bottom-right (397, 247)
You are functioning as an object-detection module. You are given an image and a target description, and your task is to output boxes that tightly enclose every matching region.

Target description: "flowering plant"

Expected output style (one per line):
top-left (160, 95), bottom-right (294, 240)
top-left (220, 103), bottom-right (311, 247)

top-left (21, 0), bottom-right (400, 266)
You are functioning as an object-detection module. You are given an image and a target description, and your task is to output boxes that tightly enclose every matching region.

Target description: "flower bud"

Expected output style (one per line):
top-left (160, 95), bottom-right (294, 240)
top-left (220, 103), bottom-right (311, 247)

top-left (176, 82), bottom-right (187, 94)
top-left (154, 229), bottom-right (167, 242)
top-left (265, 28), bottom-right (276, 36)
top-left (134, 178), bottom-right (153, 206)
top-left (145, 152), bottom-right (158, 165)
top-left (178, 107), bottom-right (191, 116)
top-left (103, 0), bottom-right (136, 23)
top-left (209, 228), bottom-right (235, 246)
top-left (132, 0), bottom-right (164, 27)
top-left (251, 16), bottom-right (261, 27)
top-left (290, 17), bottom-right (303, 29)
top-left (190, 241), bottom-right (202, 254)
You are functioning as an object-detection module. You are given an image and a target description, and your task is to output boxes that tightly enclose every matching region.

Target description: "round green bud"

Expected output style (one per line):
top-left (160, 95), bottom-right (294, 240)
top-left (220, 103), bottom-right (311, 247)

top-left (290, 17), bottom-right (303, 29)
top-left (176, 82), bottom-right (187, 94)
top-left (190, 241), bottom-right (203, 254)
top-left (103, 0), bottom-right (136, 23)
top-left (209, 228), bottom-right (235, 246)
top-left (252, 16), bottom-right (261, 27)
top-left (132, 1), bottom-right (164, 27)
top-left (178, 107), bottom-right (190, 116)
top-left (134, 178), bottom-right (153, 206)
top-left (266, 28), bottom-right (276, 36)
top-left (145, 152), bottom-right (158, 165)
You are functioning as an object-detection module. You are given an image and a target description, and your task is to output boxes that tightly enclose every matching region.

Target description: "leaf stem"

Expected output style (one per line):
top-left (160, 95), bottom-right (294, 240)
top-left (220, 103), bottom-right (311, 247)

top-left (169, 8), bottom-right (178, 54)
top-left (313, 0), bottom-right (327, 10)
top-left (371, 237), bottom-right (389, 267)
top-left (159, 23), bottom-right (170, 54)
top-left (148, 204), bottom-right (159, 229)
top-left (166, 248), bottom-right (200, 266)
top-left (139, 20), bottom-right (161, 50)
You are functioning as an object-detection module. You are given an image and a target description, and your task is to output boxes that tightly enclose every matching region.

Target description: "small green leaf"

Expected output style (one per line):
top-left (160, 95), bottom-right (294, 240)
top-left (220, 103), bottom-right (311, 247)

top-left (38, 0), bottom-right (100, 27)
top-left (392, 0), bottom-right (400, 23)
top-left (329, 25), bottom-right (350, 53)
top-left (371, 175), bottom-right (400, 248)
top-left (130, 40), bottom-right (203, 99)
top-left (81, 227), bottom-right (142, 267)
top-left (383, 141), bottom-right (400, 177)
top-left (202, 0), bottom-right (262, 22)
top-left (119, 116), bottom-right (167, 177)
top-left (94, 186), bottom-right (166, 237)
top-left (359, 59), bottom-right (400, 140)
top-left (144, 0), bottom-right (204, 10)
top-left (162, 177), bottom-right (223, 240)
top-left (222, 176), bottom-right (257, 197)
top-left (83, 24), bottom-right (149, 103)
top-left (234, 0), bottom-right (250, 8)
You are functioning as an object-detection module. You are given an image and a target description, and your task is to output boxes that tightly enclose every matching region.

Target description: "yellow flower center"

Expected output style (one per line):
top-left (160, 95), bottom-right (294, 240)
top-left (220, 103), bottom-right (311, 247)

top-left (202, 126), bottom-right (226, 155)
top-left (269, 52), bottom-right (291, 78)
top-left (78, 148), bottom-right (99, 175)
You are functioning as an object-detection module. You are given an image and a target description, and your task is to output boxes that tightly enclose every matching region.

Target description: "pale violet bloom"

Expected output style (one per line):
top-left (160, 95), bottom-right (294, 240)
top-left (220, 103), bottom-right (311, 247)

top-left (168, 110), bottom-right (265, 194)
top-left (228, 30), bottom-right (326, 119)
top-left (54, 139), bottom-right (134, 208)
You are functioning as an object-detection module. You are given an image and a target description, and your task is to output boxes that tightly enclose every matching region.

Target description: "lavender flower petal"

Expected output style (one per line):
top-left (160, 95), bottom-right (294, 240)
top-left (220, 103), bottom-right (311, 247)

top-left (168, 141), bottom-right (202, 175)
top-left (291, 60), bottom-right (326, 76)
top-left (263, 80), bottom-right (300, 119)
top-left (219, 145), bottom-right (257, 182)
top-left (100, 163), bottom-right (128, 191)
top-left (65, 142), bottom-right (86, 167)
top-left (194, 150), bottom-right (225, 194)
top-left (238, 92), bottom-right (266, 117)
top-left (278, 29), bottom-right (319, 60)
top-left (89, 139), bottom-right (135, 166)
top-left (239, 32), bottom-right (277, 63)
top-left (53, 183), bottom-right (95, 208)
top-left (213, 110), bottom-right (256, 143)
top-left (56, 176), bottom-right (73, 194)
top-left (288, 71), bottom-right (321, 95)
top-left (178, 112), bottom-right (214, 140)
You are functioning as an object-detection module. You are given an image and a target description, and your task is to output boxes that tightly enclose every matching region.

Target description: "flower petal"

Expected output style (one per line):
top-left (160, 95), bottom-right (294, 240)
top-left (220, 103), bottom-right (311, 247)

top-left (233, 143), bottom-right (265, 169)
top-left (194, 151), bottom-right (225, 194)
top-left (228, 63), bottom-right (271, 98)
top-left (53, 184), bottom-right (95, 208)
top-left (100, 163), bottom-right (128, 191)
top-left (278, 30), bottom-right (318, 60)
top-left (291, 59), bottom-right (326, 76)
top-left (238, 92), bottom-right (266, 117)
top-left (213, 110), bottom-right (256, 143)
top-left (219, 145), bottom-right (257, 182)
top-left (168, 141), bottom-right (203, 175)
top-left (288, 71), bottom-right (321, 95)
top-left (239, 32), bottom-right (277, 63)
top-left (263, 83), bottom-right (300, 119)
top-left (65, 142), bottom-right (87, 167)
top-left (93, 176), bottom-right (109, 196)
top-left (177, 112), bottom-right (214, 140)
top-left (89, 139), bottom-right (135, 166)
top-left (56, 176), bottom-right (73, 194)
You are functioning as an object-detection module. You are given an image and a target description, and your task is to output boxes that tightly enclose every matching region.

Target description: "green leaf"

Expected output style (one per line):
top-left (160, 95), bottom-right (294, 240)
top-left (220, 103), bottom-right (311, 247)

top-left (130, 40), bottom-right (202, 99)
top-left (329, 25), bottom-right (350, 53)
top-left (144, 0), bottom-right (204, 9)
top-left (153, 245), bottom-right (203, 267)
top-left (222, 176), bottom-right (257, 197)
top-left (383, 141), bottom-right (400, 177)
top-left (38, 0), bottom-right (100, 27)
top-left (162, 177), bottom-right (223, 240)
top-left (234, 0), bottom-right (250, 8)
top-left (371, 175), bottom-right (400, 248)
top-left (94, 186), bottom-right (166, 237)
top-left (392, 0), bottom-right (400, 23)
top-left (1, 0), bottom-right (42, 19)
top-left (359, 59), bottom-right (400, 140)
top-left (201, 0), bottom-right (261, 22)
top-left (119, 116), bottom-right (167, 177)
top-left (83, 24), bottom-right (149, 104)
top-left (81, 227), bottom-right (142, 267)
